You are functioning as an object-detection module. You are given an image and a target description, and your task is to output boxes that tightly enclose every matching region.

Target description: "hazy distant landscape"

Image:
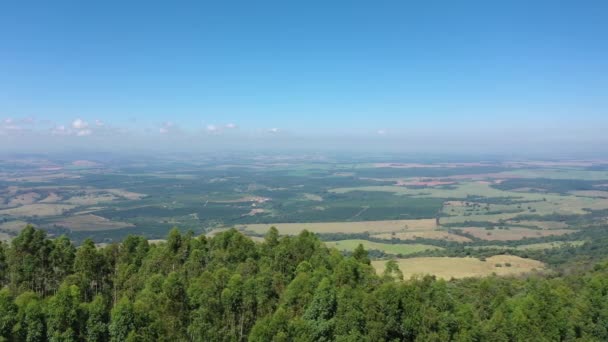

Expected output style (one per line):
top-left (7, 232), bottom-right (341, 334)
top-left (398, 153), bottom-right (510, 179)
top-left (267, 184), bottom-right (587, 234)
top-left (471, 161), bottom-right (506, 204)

top-left (4, 153), bottom-right (608, 278)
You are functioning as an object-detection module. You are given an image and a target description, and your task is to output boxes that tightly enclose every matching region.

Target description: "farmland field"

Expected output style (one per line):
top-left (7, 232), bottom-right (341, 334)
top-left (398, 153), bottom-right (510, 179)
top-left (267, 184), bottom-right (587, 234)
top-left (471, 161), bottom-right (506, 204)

top-left (372, 255), bottom-right (546, 279)
top-left (458, 227), bottom-right (576, 241)
top-left (237, 218), bottom-right (437, 235)
top-left (1, 154), bottom-right (607, 275)
top-left (325, 239), bottom-right (442, 255)
top-left (372, 230), bottom-right (471, 242)
top-left (469, 240), bottom-right (586, 251)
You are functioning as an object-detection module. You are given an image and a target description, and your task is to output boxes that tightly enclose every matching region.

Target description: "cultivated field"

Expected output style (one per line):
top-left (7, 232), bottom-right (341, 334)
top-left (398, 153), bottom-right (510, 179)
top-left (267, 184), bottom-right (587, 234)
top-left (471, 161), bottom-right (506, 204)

top-left (237, 218), bottom-right (437, 235)
top-left (0, 204), bottom-right (77, 217)
top-left (325, 239), bottom-right (442, 255)
top-left (471, 240), bottom-right (586, 251)
top-left (372, 231), bottom-right (471, 242)
top-left (459, 227), bottom-right (576, 241)
top-left (372, 255), bottom-right (546, 279)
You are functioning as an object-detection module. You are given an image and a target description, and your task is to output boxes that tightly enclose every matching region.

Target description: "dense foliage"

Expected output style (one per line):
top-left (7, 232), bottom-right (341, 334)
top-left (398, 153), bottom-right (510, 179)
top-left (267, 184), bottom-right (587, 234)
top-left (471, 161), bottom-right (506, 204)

top-left (2, 225), bottom-right (608, 341)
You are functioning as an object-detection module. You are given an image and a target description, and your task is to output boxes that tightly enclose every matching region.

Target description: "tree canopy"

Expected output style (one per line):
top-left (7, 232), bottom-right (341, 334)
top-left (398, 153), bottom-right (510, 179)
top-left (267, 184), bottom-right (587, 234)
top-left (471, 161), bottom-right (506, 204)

top-left (0, 225), bottom-right (607, 341)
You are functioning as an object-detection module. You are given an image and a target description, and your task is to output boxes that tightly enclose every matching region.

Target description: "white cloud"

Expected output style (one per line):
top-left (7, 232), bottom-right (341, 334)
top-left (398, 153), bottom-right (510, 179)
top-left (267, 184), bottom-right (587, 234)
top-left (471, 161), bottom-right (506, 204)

top-left (51, 125), bottom-right (70, 136)
top-left (3, 118), bottom-right (13, 124)
top-left (206, 124), bottom-right (219, 133)
top-left (76, 129), bottom-right (92, 136)
top-left (225, 123), bottom-right (238, 129)
top-left (377, 129), bottom-right (386, 135)
top-left (21, 117), bottom-right (35, 125)
top-left (4, 125), bottom-right (22, 131)
top-left (159, 121), bottom-right (179, 134)
top-left (95, 119), bottom-right (104, 127)
top-left (268, 128), bottom-right (280, 133)
top-left (72, 118), bottom-right (89, 129)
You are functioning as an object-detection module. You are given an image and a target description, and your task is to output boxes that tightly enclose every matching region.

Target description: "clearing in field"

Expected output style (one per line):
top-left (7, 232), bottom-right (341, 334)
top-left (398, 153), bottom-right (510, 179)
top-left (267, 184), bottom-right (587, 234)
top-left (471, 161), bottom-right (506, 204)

top-left (237, 218), bottom-right (437, 235)
top-left (54, 214), bottom-right (134, 231)
top-left (372, 255), bottom-right (545, 280)
top-left (326, 239), bottom-right (442, 255)
top-left (459, 227), bottom-right (576, 241)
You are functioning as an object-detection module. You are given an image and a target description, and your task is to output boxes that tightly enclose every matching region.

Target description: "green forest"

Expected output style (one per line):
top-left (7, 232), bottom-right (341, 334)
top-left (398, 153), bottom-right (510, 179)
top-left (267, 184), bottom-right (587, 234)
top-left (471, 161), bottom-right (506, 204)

top-left (2, 226), bottom-right (608, 341)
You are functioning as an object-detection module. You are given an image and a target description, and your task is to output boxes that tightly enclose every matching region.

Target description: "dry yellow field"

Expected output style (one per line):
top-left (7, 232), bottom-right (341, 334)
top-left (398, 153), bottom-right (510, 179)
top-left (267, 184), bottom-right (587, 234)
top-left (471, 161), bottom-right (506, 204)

top-left (39, 192), bottom-right (62, 203)
top-left (7, 192), bottom-right (41, 207)
top-left (0, 204), bottom-right (77, 217)
top-left (372, 255), bottom-right (545, 280)
top-left (372, 231), bottom-right (471, 242)
top-left (459, 227), bottom-right (575, 241)
top-left (238, 218), bottom-right (437, 235)
top-left (326, 239), bottom-right (441, 255)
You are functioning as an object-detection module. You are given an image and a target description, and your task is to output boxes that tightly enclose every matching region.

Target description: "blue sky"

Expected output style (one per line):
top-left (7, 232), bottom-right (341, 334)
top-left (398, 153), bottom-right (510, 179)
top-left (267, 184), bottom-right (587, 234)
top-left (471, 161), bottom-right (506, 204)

top-left (1, 1), bottom-right (607, 152)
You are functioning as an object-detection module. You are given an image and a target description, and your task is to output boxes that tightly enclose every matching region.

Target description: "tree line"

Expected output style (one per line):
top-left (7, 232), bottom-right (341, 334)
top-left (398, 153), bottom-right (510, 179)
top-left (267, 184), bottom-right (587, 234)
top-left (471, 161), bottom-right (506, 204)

top-left (1, 225), bottom-right (608, 341)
